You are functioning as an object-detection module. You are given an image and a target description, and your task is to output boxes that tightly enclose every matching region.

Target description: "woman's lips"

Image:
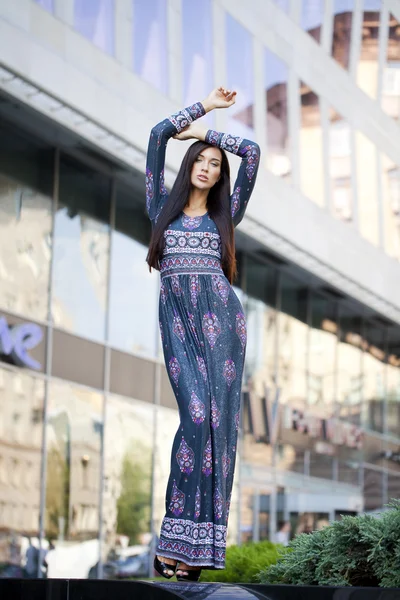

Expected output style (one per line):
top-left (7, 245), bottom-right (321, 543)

top-left (197, 175), bottom-right (208, 181)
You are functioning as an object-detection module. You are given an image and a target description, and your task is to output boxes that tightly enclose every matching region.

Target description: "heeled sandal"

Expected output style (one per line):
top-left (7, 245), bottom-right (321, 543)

top-left (153, 555), bottom-right (177, 579)
top-left (176, 563), bottom-right (202, 582)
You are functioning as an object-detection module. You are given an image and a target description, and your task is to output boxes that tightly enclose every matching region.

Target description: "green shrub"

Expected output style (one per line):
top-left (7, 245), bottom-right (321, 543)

top-left (201, 540), bottom-right (284, 583)
top-left (258, 500), bottom-right (400, 588)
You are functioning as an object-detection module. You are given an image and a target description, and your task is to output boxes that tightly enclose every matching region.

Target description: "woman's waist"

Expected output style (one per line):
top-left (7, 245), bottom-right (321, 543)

top-left (160, 255), bottom-right (223, 278)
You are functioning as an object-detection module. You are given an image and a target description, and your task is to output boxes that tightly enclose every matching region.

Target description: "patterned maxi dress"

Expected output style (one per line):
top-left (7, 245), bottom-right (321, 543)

top-left (145, 102), bottom-right (260, 569)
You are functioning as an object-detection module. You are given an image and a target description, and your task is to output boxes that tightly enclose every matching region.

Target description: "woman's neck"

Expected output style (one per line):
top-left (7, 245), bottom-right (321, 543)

top-left (185, 188), bottom-right (208, 214)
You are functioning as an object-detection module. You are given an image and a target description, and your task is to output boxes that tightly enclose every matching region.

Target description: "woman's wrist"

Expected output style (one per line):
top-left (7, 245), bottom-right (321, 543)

top-left (192, 125), bottom-right (207, 141)
top-left (201, 98), bottom-right (214, 113)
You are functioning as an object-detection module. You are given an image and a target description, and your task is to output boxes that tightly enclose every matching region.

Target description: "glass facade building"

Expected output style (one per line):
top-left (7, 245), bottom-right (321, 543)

top-left (1, 0), bottom-right (400, 580)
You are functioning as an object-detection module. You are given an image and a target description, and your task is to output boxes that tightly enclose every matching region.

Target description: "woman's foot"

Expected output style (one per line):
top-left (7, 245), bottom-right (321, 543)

top-left (176, 562), bottom-right (202, 581)
top-left (154, 555), bottom-right (177, 578)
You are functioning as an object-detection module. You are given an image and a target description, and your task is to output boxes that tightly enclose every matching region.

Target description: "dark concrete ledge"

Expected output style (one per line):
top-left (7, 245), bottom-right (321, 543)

top-left (0, 579), bottom-right (399, 600)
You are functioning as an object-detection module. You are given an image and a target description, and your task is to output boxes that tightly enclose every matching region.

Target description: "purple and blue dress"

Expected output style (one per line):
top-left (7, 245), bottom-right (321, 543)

top-left (145, 102), bottom-right (260, 569)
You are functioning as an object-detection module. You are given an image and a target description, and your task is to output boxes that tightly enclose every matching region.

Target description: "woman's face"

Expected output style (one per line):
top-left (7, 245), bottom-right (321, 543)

top-left (191, 147), bottom-right (222, 191)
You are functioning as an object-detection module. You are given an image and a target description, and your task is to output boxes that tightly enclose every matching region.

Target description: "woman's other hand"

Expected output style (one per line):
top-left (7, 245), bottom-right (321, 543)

top-left (173, 123), bottom-right (207, 141)
top-left (202, 87), bottom-right (237, 112)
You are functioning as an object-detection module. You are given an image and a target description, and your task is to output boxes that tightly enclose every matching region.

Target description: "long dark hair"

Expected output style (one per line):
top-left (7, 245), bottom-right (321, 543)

top-left (146, 141), bottom-right (237, 283)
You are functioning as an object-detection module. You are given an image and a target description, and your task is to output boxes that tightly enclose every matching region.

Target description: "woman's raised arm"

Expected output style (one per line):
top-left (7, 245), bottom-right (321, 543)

top-left (205, 130), bottom-right (260, 227)
top-left (145, 103), bottom-right (206, 223)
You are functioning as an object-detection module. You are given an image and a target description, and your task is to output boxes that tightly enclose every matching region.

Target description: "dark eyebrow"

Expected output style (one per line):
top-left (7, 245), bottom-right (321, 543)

top-left (198, 153), bottom-right (221, 163)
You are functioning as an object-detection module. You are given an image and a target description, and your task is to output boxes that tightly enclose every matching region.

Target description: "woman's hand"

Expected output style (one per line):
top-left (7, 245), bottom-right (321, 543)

top-left (173, 123), bottom-right (207, 141)
top-left (202, 87), bottom-right (237, 112)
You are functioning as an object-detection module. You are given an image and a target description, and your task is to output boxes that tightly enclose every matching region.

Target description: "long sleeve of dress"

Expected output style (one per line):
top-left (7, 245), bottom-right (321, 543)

top-left (146, 102), bottom-right (206, 224)
top-left (205, 130), bottom-right (261, 227)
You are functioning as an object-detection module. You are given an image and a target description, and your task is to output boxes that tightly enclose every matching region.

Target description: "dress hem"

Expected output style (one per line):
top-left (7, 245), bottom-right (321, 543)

top-left (155, 549), bottom-right (225, 570)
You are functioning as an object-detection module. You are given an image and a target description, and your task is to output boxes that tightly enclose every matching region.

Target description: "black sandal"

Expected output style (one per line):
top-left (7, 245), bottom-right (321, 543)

top-left (176, 563), bottom-right (202, 582)
top-left (153, 555), bottom-right (177, 579)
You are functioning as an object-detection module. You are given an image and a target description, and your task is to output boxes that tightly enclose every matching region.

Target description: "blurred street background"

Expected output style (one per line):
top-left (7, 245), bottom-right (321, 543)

top-left (0, 0), bottom-right (399, 581)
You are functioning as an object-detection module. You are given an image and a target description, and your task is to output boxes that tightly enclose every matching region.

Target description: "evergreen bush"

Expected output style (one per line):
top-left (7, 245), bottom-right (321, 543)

top-left (201, 540), bottom-right (284, 583)
top-left (258, 500), bottom-right (400, 588)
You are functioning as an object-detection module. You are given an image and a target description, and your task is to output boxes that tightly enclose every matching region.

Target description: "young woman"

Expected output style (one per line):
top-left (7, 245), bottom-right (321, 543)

top-left (146, 87), bottom-right (260, 581)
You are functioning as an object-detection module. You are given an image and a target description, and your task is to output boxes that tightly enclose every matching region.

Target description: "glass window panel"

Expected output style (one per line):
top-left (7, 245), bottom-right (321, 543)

top-left (309, 294), bottom-right (337, 411)
top-left (265, 48), bottom-right (291, 179)
top-left (182, 0), bottom-right (213, 112)
top-left (34, 0), bottom-right (54, 12)
top-left (276, 444), bottom-right (305, 475)
top-left (388, 473), bottom-right (400, 502)
top-left (332, 0), bottom-right (354, 70)
top-left (74, 0), bottom-right (115, 55)
top-left (363, 321), bottom-right (385, 433)
top-left (240, 487), bottom-right (255, 543)
top-left (133, 0), bottom-right (168, 93)
top-left (226, 15), bottom-right (254, 138)
top-left (329, 109), bottom-right (352, 222)
top-left (382, 13), bottom-right (400, 122)
top-left (357, 1), bottom-right (381, 99)
top-left (356, 132), bottom-right (379, 246)
top-left (363, 467), bottom-right (383, 510)
top-left (104, 394), bottom-right (153, 570)
top-left (338, 460), bottom-right (360, 484)
top-left (299, 82), bottom-right (324, 206)
top-left (0, 121), bottom-right (53, 322)
top-left (301, 0), bottom-right (324, 43)
top-left (310, 452), bottom-right (333, 479)
top-left (45, 381), bottom-right (103, 578)
top-left (337, 308), bottom-right (362, 425)
top-left (381, 154), bottom-right (400, 260)
top-left (387, 327), bottom-right (400, 438)
top-left (109, 184), bottom-right (158, 359)
top-left (0, 367), bottom-right (44, 578)
top-left (52, 155), bottom-right (111, 343)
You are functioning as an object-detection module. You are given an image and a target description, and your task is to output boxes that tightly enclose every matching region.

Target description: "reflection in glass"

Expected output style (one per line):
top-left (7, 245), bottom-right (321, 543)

top-left (265, 48), bottom-right (291, 179)
top-left (133, 0), bottom-right (167, 93)
top-left (337, 308), bottom-right (362, 425)
top-left (329, 109), bottom-right (352, 222)
top-left (276, 444), bottom-right (305, 475)
top-left (272, 0), bottom-right (290, 12)
top-left (0, 367), bottom-right (44, 578)
top-left (301, 0), bottom-right (324, 43)
top-left (182, 0), bottom-right (213, 110)
top-left (382, 13), bottom-right (400, 122)
top-left (52, 155), bottom-right (110, 342)
top-left (104, 394), bottom-right (153, 566)
top-left (388, 474), bottom-right (400, 502)
top-left (387, 328), bottom-right (400, 438)
top-left (0, 175), bottom-right (52, 322)
top-left (381, 154), bottom-right (400, 260)
top-left (45, 381), bottom-right (103, 578)
top-left (109, 186), bottom-right (158, 358)
top-left (74, 0), bottom-right (115, 55)
top-left (240, 487), bottom-right (255, 543)
top-left (357, 1), bottom-right (381, 99)
top-left (332, 0), bottom-right (354, 70)
top-left (278, 275), bottom-right (308, 407)
top-left (34, 0), bottom-right (54, 11)
top-left (356, 132), bottom-right (379, 246)
top-left (363, 321), bottom-right (385, 432)
top-left (310, 453), bottom-right (333, 479)
top-left (226, 15), bottom-right (254, 138)
top-left (309, 294), bottom-right (337, 410)
top-left (363, 468), bottom-right (383, 510)
top-left (299, 82), bottom-right (324, 206)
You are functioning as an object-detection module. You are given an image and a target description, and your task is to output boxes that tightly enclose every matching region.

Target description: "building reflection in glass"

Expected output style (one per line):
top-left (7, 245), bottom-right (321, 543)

top-left (133, 0), bottom-right (168, 93)
top-left (74, 0), bottom-right (115, 55)
top-left (52, 156), bottom-right (111, 343)
top-left (301, 0), bottom-right (324, 43)
top-left (0, 367), bottom-right (44, 577)
top-left (309, 294), bottom-right (337, 411)
top-left (363, 320), bottom-right (385, 433)
top-left (337, 306), bottom-right (362, 425)
top-left (226, 14), bottom-right (254, 138)
top-left (356, 132), bottom-right (379, 246)
top-left (299, 81), bottom-right (324, 206)
top-left (103, 394), bottom-right (153, 569)
top-left (45, 382), bottom-right (103, 579)
top-left (387, 327), bottom-right (400, 438)
top-left (265, 48), bottom-right (291, 180)
top-left (329, 108), bottom-right (352, 222)
top-left (381, 153), bottom-right (400, 260)
top-left (332, 0), bottom-right (354, 70)
top-left (357, 1), bottom-right (381, 99)
top-left (382, 12), bottom-right (400, 122)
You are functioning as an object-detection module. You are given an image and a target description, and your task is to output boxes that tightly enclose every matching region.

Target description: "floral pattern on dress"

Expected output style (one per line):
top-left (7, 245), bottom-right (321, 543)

top-left (172, 313), bottom-right (185, 343)
top-left (169, 357), bottom-right (181, 386)
top-left (211, 397), bottom-right (221, 429)
top-left (189, 391), bottom-right (206, 425)
top-left (222, 441), bottom-right (231, 479)
top-left (236, 312), bottom-right (247, 352)
top-left (169, 479), bottom-right (185, 516)
top-left (202, 312), bottom-right (221, 350)
top-left (213, 488), bottom-right (224, 519)
top-left (194, 486), bottom-right (201, 519)
top-left (145, 168), bottom-right (154, 213)
top-left (182, 213), bottom-right (204, 230)
top-left (243, 144), bottom-right (260, 182)
top-left (171, 275), bottom-right (182, 296)
top-left (223, 359), bottom-right (236, 389)
top-left (211, 275), bottom-right (230, 306)
top-left (160, 281), bottom-right (168, 305)
top-left (176, 437), bottom-right (195, 475)
top-left (196, 356), bottom-right (207, 381)
top-left (231, 187), bottom-right (241, 218)
top-left (190, 274), bottom-right (201, 307)
top-left (202, 436), bottom-right (212, 477)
